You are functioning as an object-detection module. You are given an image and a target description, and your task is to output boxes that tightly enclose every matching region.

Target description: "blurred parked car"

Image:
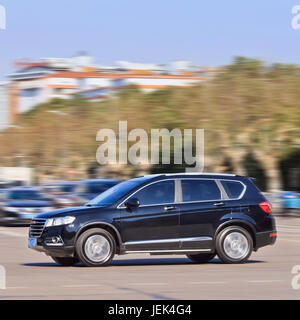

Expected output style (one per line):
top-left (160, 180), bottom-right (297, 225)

top-left (280, 192), bottom-right (300, 211)
top-left (0, 187), bottom-right (55, 225)
top-left (40, 181), bottom-right (80, 208)
top-left (0, 180), bottom-right (24, 189)
top-left (74, 179), bottom-right (121, 203)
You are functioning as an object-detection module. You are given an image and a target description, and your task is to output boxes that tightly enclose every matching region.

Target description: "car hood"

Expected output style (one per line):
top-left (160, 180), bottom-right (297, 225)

top-left (35, 205), bottom-right (108, 219)
top-left (5, 200), bottom-right (52, 208)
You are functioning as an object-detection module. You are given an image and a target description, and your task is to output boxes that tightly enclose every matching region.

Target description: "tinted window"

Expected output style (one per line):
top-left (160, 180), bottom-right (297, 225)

top-left (132, 180), bottom-right (175, 206)
top-left (221, 181), bottom-right (244, 199)
top-left (60, 184), bottom-right (76, 193)
top-left (181, 179), bottom-right (221, 202)
top-left (87, 180), bottom-right (141, 206)
top-left (8, 190), bottom-right (46, 201)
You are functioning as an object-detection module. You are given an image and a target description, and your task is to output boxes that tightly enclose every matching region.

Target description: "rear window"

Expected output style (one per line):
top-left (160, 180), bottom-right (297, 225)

top-left (221, 181), bottom-right (244, 199)
top-left (181, 179), bottom-right (221, 202)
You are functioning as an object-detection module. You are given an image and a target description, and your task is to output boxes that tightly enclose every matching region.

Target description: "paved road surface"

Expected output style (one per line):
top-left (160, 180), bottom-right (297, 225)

top-left (1, 216), bottom-right (300, 300)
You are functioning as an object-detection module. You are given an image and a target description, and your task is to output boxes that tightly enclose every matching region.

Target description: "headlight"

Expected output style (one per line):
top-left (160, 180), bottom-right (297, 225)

top-left (45, 216), bottom-right (75, 227)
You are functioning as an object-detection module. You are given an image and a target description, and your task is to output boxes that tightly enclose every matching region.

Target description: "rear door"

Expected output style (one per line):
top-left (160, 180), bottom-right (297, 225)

top-left (177, 178), bottom-right (231, 250)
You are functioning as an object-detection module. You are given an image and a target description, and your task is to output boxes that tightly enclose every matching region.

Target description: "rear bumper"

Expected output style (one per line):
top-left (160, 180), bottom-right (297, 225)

top-left (255, 230), bottom-right (277, 250)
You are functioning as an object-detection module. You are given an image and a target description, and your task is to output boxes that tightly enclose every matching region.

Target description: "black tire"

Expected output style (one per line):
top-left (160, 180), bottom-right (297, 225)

top-left (216, 226), bottom-right (253, 264)
top-left (51, 256), bottom-right (79, 266)
top-left (75, 228), bottom-right (116, 267)
top-left (186, 253), bottom-right (216, 263)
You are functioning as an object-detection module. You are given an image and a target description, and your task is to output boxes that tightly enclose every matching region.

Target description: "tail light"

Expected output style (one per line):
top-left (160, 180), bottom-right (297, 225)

top-left (259, 201), bottom-right (272, 213)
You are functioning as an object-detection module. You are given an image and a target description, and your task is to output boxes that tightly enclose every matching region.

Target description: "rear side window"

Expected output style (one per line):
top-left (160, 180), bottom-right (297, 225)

top-left (221, 181), bottom-right (244, 199)
top-left (181, 179), bottom-right (221, 202)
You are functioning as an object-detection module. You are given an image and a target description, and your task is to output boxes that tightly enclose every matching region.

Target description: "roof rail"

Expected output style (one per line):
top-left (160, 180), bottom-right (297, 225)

top-left (163, 172), bottom-right (237, 177)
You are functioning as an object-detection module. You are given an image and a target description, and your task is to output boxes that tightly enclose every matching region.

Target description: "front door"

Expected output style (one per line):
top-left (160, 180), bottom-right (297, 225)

top-left (119, 180), bottom-right (180, 251)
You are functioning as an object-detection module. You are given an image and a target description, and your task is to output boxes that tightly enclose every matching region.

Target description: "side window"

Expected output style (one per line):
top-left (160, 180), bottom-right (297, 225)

top-left (221, 181), bottom-right (244, 199)
top-left (181, 179), bottom-right (221, 202)
top-left (131, 180), bottom-right (175, 206)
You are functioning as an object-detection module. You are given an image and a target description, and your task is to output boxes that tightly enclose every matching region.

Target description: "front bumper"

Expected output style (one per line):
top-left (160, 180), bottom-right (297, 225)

top-left (30, 243), bottom-right (75, 257)
top-left (28, 224), bottom-right (77, 257)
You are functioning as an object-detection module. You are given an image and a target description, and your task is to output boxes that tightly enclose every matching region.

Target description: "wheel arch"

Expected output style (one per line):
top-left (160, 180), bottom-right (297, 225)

top-left (75, 222), bottom-right (123, 254)
top-left (214, 219), bottom-right (256, 249)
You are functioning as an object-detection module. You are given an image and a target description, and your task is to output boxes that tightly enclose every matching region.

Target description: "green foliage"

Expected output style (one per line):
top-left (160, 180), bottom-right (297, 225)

top-left (1, 56), bottom-right (299, 182)
top-left (243, 152), bottom-right (267, 191)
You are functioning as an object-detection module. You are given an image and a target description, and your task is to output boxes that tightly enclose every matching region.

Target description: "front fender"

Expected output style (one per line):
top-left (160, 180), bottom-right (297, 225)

top-left (75, 220), bottom-right (123, 247)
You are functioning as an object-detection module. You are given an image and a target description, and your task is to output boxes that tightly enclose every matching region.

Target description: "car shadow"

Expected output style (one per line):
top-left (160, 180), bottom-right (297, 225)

top-left (22, 257), bottom-right (264, 268)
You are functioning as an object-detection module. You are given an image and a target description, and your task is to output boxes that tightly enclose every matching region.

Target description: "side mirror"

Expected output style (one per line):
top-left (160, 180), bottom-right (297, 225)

top-left (125, 197), bottom-right (140, 210)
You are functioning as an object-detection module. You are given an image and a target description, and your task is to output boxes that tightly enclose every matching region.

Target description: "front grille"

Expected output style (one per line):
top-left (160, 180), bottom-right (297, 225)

top-left (29, 218), bottom-right (47, 238)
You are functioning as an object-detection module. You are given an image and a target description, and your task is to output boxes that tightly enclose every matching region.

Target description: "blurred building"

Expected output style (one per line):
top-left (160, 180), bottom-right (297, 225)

top-left (0, 81), bottom-right (9, 129)
top-left (4, 53), bottom-right (222, 123)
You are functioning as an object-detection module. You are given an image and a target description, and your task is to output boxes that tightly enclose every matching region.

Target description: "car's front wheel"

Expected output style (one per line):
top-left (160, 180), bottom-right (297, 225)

top-left (216, 226), bottom-right (253, 264)
top-left (186, 253), bottom-right (216, 263)
top-left (51, 256), bottom-right (79, 266)
top-left (75, 228), bottom-right (116, 267)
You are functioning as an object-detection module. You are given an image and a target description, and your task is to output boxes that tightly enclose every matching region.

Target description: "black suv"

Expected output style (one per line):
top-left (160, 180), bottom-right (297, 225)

top-left (28, 173), bottom-right (277, 267)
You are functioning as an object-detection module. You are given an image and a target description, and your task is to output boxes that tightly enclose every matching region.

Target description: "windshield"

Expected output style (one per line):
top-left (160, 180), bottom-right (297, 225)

top-left (7, 190), bottom-right (47, 201)
top-left (87, 182), bottom-right (118, 194)
top-left (87, 180), bottom-right (141, 206)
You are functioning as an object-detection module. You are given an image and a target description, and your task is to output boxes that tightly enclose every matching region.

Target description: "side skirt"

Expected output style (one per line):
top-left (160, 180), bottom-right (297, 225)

top-left (124, 248), bottom-right (213, 255)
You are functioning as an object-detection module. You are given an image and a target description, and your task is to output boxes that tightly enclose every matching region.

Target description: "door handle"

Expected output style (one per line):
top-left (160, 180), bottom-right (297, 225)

top-left (164, 206), bottom-right (177, 211)
top-left (214, 202), bottom-right (225, 207)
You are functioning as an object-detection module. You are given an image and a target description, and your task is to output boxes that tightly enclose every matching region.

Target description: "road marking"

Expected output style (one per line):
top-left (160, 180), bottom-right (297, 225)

top-left (247, 280), bottom-right (284, 283)
top-left (0, 230), bottom-right (26, 238)
top-left (277, 224), bottom-right (300, 228)
top-left (189, 281), bottom-right (227, 285)
top-left (61, 284), bottom-right (101, 288)
top-left (280, 238), bottom-right (300, 243)
top-left (6, 286), bottom-right (29, 289)
top-left (277, 229), bottom-right (300, 233)
top-left (128, 283), bottom-right (167, 286)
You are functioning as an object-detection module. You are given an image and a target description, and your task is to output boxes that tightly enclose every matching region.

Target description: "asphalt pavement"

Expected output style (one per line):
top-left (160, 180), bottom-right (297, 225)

top-left (0, 215), bottom-right (300, 300)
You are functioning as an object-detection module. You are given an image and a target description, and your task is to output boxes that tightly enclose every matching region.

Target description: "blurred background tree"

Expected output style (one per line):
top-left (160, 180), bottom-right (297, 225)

top-left (0, 56), bottom-right (299, 191)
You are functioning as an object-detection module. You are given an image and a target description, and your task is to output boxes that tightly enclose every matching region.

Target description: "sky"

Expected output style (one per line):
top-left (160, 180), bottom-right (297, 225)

top-left (0, 0), bottom-right (300, 80)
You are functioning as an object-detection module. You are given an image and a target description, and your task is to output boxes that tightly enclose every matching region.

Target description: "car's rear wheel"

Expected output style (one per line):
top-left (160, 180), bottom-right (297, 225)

top-left (75, 228), bottom-right (116, 267)
top-left (186, 253), bottom-right (216, 263)
top-left (216, 226), bottom-right (253, 264)
top-left (51, 256), bottom-right (79, 266)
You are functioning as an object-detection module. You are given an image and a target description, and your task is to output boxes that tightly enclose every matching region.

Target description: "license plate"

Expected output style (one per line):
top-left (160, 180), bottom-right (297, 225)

top-left (28, 238), bottom-right (37, 248)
